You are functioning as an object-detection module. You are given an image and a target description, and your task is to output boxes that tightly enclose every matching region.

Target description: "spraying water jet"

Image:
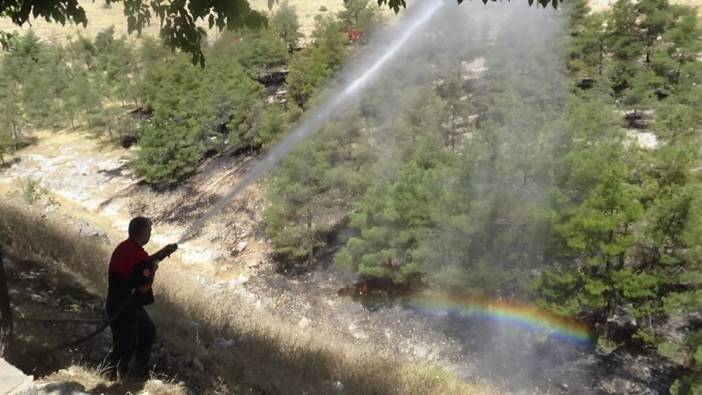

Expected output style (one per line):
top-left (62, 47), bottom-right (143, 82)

top-left (177, 0), bottom-right (446, 244)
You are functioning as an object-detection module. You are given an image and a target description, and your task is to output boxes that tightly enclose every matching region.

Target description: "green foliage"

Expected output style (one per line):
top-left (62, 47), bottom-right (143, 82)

top-left (130, 52), bottom-right (266, 186)
top-left (338, 0), bottom-right (380, 41)
top-left (17, 178), bottom-right (55, 206)
top-left (1, 0), bottom-right (267, 65)
top-left (265, 140), bottom-right (333, 264)
top-left (132, 119), bottom-right (203, 186)
top-left (213, 29), bottom-right (288, 76)
top-left (0, 64), bottom-right (23, 162)
top-left (256, 105), bottom-right (288, 146)
top-left (606, 0), bottom-right (645, 94)
top-left (338, 161), bottom-right (435, 282)
top-left (0, 27), bottom-right (289, 187)
top-left (3, 32), bottom-right (69, 127)
top-left (286, 16), bottom-right (347, 107)
top-left (0, 129), bottom-right (13, 164)
top-left (270, 0), bottom-right (301, 52)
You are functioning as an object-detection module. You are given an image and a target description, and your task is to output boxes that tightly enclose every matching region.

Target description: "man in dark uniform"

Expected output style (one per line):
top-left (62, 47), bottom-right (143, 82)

top-left (106, 216), bottom-right (178, 379)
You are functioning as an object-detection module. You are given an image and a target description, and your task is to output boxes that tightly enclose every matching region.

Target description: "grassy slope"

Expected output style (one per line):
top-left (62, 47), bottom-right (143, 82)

top-left (0, 200), bottom-right (499, 394)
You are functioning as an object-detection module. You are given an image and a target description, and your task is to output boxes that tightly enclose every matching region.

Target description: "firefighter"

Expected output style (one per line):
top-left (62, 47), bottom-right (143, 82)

top-left (106, 216), bottom-right (178, 379)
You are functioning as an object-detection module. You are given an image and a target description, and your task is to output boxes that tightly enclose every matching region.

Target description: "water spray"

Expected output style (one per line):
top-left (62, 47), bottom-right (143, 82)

top-left (177, 0), bottom-right (445, 244)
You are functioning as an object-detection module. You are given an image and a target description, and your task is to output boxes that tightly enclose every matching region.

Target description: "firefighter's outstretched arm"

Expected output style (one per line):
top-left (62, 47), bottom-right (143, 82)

top-left (150, 243), bottom-right (178, 262)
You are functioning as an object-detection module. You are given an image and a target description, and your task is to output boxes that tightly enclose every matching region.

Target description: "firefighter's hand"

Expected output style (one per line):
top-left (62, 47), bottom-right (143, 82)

top-left (165, 243), bottom-right (178, 257)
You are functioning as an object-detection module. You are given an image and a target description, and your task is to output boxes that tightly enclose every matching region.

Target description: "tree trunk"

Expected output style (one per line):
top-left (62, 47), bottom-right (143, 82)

top-left (0, 244), bottom-right (14, 360)
top-left (11, 120), bottom-right (19, 151)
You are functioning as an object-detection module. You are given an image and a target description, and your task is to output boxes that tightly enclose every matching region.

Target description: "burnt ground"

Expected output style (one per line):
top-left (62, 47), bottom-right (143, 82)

top-left (3, 255), bottom-right (237, 394)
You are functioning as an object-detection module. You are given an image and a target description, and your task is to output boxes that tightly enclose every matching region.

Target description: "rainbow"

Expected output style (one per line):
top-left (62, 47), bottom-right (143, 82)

top-left (404, 293), bottom-right (592, 344)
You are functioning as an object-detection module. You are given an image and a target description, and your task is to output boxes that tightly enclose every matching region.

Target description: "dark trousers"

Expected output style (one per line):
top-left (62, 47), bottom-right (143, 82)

top-left (108, 304), bottom-right (156, 376)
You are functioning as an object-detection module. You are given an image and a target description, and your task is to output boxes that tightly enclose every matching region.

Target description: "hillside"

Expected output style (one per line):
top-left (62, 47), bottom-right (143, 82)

top-left (1, 0), bottom-right (701, 394)
top-left (0, 132), bottom-right (500, 393)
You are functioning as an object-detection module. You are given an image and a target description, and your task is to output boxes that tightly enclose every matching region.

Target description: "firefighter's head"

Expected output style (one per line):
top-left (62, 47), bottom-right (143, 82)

top-left (128, 216), bottom-right (152, 246)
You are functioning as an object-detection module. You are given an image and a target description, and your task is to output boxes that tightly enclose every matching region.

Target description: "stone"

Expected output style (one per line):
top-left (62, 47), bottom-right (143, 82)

top-left (191, 357), bottom-right (205, 373)
top-left (297, 317), bottom-right (311, 329)
top-left (0, 358), bottom-right (36, 395)
top-left (606, 305), bottom-right (638, 341)
top-left (213, 338), bottom-right (236, 350)
top-left (598, 377), bottom-right (656, 395)
top-left (348, 322), bottom-right (368, 340)
top-left (235, 241), bottom-right (247, 253)
top-left (228, 275), bottom-right (249, 287)
top-left (37, 381), bottom-right (89, 395)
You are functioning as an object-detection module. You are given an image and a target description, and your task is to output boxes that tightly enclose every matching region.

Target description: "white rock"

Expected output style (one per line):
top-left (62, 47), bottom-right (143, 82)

top-left (235, 241), bottom-right (247, 253)
top-left (297, 317), bottom-right (311, 329)
top-left (228, 275), bottom-right (249, 287)
top-left (348, 323), bottom-right (369, 340)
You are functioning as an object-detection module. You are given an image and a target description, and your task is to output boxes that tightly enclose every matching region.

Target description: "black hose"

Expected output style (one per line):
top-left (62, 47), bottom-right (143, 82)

top-left (55, 291), bottom-right (134, 349)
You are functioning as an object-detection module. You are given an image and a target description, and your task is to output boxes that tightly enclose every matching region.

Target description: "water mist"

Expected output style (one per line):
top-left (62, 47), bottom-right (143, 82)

top-left (178, 0), bottom-right (445, 244)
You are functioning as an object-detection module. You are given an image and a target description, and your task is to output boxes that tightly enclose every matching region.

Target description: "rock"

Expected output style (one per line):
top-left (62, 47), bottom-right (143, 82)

top-left (626, 130), bottom-right (659, 149)
top-left (576, 78), bottom-right (596, 90)
top-left (0, 358), bottom-right (36, 395)
top-left (297, 317), bottom-right (311, 329)
top-left (624, 110), bottom-right (653, 129)
top-left (412, 344), bottom-right (431, 360)
top-left (348, 322), bottom-right (368, 340)
top-left (594, 349), bottom-right (679, 394)
top-left (70, 220), bottom-right (109, 244)
top-left (213, 337), bottom-right (236, 350)
top-left (37, 381), bottom-right (89, 395)
top-left (606, 305), bottom-right (638, 342)
top-left (120, 134), bottom-right (138, 149)
top-left (235, 241), bottom-right (247, 253)
top-left (228, 275), bottom-right (249, 287)
top-left (191, 357), bottom-right (205, 373)
top-left (597, 377), bottom-right (656, 395)
top-left (246, 260), bottom-right (261, 269)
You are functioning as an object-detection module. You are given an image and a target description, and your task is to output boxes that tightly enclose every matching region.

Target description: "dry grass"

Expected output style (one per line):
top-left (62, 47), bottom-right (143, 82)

top-left (0, 0), bottom-right (345, 44)
top-left (0, 199), bottom-right (499, 394)
top-left (40, 364), bottom-right (189, 395)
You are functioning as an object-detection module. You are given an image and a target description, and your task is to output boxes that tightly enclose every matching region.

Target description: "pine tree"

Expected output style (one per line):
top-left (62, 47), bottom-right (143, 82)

top-left (337, 161), bottom-right (434, 283)
top-left (286, 15), bottom-right (347, 107)
top-left (265, 140), bottom-right (332, 267)
top-left (64, 68), bottom-right (102, 128)
top-left (270, 0), bottom-right (301, 52)
top-left (0, 66), bottom-right (23, 156)
top-left (131, 119), bottom-right (203, 186)
top-left (637, 0), bottom-right (672, 64)
top-left (606, 0), bottom-right (645, 95)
